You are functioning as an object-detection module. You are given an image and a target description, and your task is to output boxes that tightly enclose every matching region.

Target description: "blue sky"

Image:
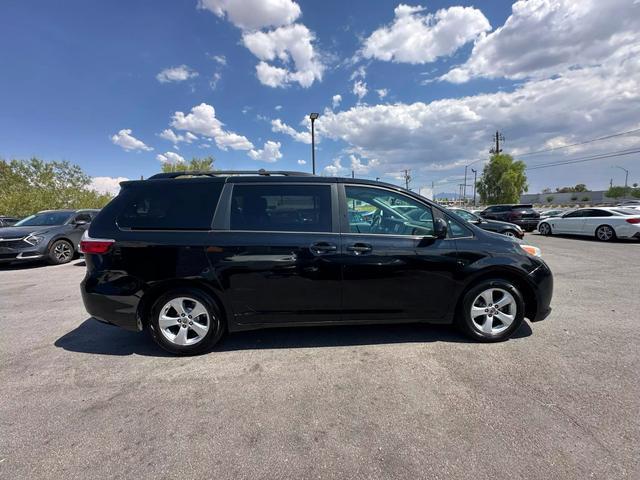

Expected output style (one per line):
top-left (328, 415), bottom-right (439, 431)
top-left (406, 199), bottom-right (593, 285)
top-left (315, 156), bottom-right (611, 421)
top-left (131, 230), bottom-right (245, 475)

top-left (1, 0), bottom-right (639, 196)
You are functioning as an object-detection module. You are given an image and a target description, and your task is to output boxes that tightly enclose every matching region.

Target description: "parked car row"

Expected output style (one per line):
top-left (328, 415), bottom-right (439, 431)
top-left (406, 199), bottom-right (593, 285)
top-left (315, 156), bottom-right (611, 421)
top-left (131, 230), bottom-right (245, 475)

top-left (0, 209), bottom-right (99, 265)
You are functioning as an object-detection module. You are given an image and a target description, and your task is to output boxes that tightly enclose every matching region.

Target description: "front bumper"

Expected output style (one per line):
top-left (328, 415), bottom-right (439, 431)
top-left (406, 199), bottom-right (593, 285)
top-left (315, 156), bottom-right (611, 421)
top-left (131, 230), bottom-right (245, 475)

top-left (528, 261), bottom-right (554, 322)
top-left (0, 248), bottom-right (46, 263)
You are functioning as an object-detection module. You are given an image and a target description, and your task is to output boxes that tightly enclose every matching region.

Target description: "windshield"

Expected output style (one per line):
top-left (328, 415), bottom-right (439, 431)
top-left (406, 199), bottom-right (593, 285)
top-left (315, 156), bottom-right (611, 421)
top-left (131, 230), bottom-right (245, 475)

top-left (14, 211), bottom-right (72, 227)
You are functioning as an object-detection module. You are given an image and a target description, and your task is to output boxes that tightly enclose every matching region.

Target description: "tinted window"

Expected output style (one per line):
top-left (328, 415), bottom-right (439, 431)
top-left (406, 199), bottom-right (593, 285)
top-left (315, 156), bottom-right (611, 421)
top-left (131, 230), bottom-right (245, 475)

top-left (586, 209), bottom-right (613, 217)
top-left (74, 213), bottom-right (92, 223)
top-left (451, 209), bottom-right (477, 222)
top-left (15, 211), bottom-right (73, 226)
top-left (230, 184), bottom-right (332, 232)
top-left (117, 181), bottom-right (223, 230)
top-left (563, 210), bottom-right (586, 218)
top-left (345, 186), bottom-right (433, 236)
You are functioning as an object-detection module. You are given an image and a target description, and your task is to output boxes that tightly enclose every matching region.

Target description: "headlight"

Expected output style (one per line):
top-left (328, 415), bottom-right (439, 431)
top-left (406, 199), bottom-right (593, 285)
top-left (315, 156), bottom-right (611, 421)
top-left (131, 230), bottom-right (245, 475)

top-left (23, 233), bottom-right (44, 246)
top-left (520, 244), bottom-right (541, 257)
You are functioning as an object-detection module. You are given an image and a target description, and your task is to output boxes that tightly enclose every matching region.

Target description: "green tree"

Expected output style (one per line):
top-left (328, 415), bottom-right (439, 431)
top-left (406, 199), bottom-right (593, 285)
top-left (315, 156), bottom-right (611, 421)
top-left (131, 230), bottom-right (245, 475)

top-left (0, 158), bottom-right (112, 217)
top-left (476, 153), bottom-right (528, 204)
top-left (606, 185), bottom-right (630, 200)
top-left (161, 156), bottom-right (215, 173)
top-left (574, 183), bottom-right (588, 192)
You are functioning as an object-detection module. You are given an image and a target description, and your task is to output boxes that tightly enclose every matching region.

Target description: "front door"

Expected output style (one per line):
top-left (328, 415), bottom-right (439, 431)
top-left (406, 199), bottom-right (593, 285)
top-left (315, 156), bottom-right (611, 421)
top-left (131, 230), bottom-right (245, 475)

top-left (207, 182), bottom-right (342, 326)
top-left (339, 184), bottom-right (458, 322)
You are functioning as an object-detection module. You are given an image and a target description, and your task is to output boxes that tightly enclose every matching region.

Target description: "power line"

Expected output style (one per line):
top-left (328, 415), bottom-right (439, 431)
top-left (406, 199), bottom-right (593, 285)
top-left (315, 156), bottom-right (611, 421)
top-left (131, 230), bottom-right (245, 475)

top-left (517, 127), bottom-right (640, 158)
top-left (525, 147), bottom-right (640, 171)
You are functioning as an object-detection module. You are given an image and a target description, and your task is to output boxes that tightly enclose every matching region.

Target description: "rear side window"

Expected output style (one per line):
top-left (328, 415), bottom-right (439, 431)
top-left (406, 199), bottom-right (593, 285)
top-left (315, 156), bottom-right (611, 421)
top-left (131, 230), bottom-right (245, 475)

top-left (117, 181), bottom-right (223, 230)
top-left (230, 184), bottom-right (332, 232)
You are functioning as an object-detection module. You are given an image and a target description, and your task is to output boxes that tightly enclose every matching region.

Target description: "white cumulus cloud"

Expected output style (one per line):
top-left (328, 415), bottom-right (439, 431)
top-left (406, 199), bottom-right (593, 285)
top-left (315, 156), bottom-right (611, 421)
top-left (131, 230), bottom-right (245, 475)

top-left (353, 80), bottom-right (368, 101)
top-left (89, 176), bottom-right (128, 195)
top-left (171, 103), bottom-right (254, 151)
top-left (111, 129), bottom-right (153, 152)
top-left (243, 24), bottom-right (324, 88)
top-left (362, 4), bottom-right (490, 64)
top-left (159, 129), bottom-right (197, 145)
top-left (156, 151), bottom-right (185, 165)
top-left (441, 0), bottom-right (640, 83)
top-left (271, 118), bottom-right (311, 143)
top-left (197, 0), bottom-right (301, 30)
top-left (249, 140), bottom-right (283, 163)
top-left (297, 159), bottom-right (306, 165)
top-left (156, 65), bottom-right (199, 83)
top-left (332, 94), bottom-right (342, 109)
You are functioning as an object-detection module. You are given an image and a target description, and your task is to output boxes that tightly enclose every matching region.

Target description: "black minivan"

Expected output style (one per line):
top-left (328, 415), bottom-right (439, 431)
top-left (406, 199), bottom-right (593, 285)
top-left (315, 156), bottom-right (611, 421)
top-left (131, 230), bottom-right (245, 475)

top-left (81, 171), bottom-right (552, 355)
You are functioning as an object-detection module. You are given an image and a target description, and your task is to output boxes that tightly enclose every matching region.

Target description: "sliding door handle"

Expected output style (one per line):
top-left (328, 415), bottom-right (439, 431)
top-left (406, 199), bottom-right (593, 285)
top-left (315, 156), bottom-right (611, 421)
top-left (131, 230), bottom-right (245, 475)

top-left (347, 243), bottom-right (372, 254)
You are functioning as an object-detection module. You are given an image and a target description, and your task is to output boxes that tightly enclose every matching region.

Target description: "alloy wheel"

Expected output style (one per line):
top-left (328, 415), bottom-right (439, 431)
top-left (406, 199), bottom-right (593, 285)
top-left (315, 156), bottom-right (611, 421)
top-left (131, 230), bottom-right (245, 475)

top-left (53, 241), bottom-right (72, 262)
top-left (596, 226), bottom-right (614, 241)
top-left (470, 288), bottom-right (517, 335)
top-left (158, 297), bottom-right (211, 346)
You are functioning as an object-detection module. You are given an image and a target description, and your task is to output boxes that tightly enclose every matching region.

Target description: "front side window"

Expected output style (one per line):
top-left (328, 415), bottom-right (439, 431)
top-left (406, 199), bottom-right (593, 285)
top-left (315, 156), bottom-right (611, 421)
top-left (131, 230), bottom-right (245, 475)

top-left (230, 184), bottom-right (332, 232)
top-left (345, 186), bottom-right (434, 236)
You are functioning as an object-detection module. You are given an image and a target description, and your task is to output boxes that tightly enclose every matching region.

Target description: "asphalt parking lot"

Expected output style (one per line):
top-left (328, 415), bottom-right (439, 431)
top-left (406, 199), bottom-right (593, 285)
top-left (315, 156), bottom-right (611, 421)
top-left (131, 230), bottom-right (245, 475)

top-left (1, 235), bottom-right (638, 479)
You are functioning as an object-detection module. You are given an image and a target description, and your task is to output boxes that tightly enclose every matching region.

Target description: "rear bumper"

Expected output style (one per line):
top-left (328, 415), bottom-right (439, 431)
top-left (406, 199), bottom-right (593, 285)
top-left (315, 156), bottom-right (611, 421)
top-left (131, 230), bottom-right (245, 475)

top-left (81, 277), bottom-right (142, 332)
top-left (515, 219), bottom-right (540, 231)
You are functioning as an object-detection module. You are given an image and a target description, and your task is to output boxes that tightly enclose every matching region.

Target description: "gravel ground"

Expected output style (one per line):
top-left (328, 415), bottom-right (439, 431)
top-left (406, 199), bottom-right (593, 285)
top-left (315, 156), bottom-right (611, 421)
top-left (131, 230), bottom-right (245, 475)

top-left (1, 234), bottom-right (638, 479)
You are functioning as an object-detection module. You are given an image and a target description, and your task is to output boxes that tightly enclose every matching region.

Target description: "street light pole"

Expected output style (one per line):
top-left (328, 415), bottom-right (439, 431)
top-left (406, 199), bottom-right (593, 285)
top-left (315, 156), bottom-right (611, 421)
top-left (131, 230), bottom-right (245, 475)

top-left (614, 165), bottom-right (629, 188)
top-left (463, 165), bottom-right (468, 204)
top-left (309, 112), bottom-right (319, 175)
top-left (471, 168), bottom-right (477, 206)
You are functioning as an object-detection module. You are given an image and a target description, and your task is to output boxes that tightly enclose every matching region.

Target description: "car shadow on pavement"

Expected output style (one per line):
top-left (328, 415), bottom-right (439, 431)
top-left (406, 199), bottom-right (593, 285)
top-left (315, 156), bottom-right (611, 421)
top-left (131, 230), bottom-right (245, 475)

top-left (54, 317), bottom-right (532, 356)
top-left (0, 259), bottom-right (85, 271)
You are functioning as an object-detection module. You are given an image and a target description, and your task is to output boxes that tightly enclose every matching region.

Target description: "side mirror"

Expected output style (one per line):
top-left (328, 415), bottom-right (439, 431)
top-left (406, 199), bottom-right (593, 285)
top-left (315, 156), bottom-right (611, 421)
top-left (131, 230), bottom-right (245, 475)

top-left (434, 217), bottom-right (448, 239)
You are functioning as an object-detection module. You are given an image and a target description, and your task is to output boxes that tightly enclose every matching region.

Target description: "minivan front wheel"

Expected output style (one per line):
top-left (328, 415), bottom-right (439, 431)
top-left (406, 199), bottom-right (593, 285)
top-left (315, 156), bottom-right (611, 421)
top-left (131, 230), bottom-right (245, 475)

top-left (458, 280), bottom-right (525, 342)
top-left (149, 288), bottom-right (224, 355)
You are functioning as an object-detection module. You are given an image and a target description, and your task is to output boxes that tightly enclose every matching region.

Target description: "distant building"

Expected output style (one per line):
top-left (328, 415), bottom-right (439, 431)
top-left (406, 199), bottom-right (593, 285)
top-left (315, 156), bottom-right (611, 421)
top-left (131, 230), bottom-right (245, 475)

top-left (520, 190), bottom-right (626, 205)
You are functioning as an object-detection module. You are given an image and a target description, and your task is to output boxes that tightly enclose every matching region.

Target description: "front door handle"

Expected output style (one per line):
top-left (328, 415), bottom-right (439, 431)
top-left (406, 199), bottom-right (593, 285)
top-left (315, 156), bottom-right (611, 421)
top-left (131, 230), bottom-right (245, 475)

top-left (310, 242), bottom-right (337, 255)
top-left (347, 243), bottom-right (372, 255)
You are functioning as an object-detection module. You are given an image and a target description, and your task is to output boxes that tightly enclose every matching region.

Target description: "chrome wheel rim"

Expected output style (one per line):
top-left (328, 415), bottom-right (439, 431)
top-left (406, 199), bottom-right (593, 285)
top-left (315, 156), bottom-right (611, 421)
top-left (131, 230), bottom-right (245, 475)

top-left (504, 231), bottom-right (515, 237)
top-left (53, 242), bottom-right (72, 262)
top-left (539, 223), bottom-right (549, 235)
top-left (470, 288), bottom-right (517, 335)
top-left (597, 226), bottom-right (613, 241)
top-left (158, 297), bottom-right (210, 346)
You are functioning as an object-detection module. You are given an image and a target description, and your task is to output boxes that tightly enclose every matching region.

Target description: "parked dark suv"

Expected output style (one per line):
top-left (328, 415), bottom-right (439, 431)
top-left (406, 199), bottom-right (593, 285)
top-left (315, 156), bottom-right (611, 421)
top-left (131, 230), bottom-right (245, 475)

top-left (479, 204), bottom-right (540, 232)
top-left (80, 171), bottom-right (553, 355)
top-left (0, 209), bottom-right (98, 265)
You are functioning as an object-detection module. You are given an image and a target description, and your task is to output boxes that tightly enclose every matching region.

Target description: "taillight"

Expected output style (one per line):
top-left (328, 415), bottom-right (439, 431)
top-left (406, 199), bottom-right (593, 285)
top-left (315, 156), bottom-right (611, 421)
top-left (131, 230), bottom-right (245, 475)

top-left (79, 231), bottom-right (115, 254)
top-left (626, 218), bottom-right (640, 224)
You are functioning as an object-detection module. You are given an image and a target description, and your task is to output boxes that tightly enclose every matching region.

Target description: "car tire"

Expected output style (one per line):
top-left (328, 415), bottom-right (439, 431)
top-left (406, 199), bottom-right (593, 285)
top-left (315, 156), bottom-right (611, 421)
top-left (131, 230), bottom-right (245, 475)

top-left (538, 222), bottom-right (552, 236)
top-left (47, 239), bottom-right (74, 265)
top-left (457, 279), bottom-right (525, 342)
top-left (148, 288), bottom-right (224, 355)
top-left (595, 225), bottom-right (616, 242)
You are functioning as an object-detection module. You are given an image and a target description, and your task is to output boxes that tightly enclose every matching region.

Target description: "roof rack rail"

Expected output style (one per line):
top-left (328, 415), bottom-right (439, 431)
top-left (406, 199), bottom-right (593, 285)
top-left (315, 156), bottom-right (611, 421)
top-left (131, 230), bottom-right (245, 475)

top-left (148, 169), bottom-right (315, 180)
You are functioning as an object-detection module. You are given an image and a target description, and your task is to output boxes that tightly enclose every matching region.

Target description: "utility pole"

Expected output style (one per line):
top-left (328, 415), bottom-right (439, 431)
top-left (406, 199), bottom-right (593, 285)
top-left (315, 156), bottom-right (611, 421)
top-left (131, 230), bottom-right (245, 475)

top-left (432, 180), bottom-right (435, 201)
top-left (490, 130), bottom-right (504, 155)
top-left (471, 168), bottom-right (477, 206)
top-left (610, 178), bottom-right (613, 188)
top-left (403, 169), bottom-right (411, 190)
top-left (351, 170), bottom-right (355, 179)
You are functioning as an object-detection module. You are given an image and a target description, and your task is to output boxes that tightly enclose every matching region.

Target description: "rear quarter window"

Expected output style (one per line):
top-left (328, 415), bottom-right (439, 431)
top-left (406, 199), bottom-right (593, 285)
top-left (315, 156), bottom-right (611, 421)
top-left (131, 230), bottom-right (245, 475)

top-left (116, 181), bottom-right (223, 230)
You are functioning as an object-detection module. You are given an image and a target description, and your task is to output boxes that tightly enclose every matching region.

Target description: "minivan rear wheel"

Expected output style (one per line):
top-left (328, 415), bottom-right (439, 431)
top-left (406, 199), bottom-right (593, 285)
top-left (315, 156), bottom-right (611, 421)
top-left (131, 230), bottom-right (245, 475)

top-left (458, 279), bottom-right (525, 342)
top-left (148, 288), bottom-right (224, 355)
